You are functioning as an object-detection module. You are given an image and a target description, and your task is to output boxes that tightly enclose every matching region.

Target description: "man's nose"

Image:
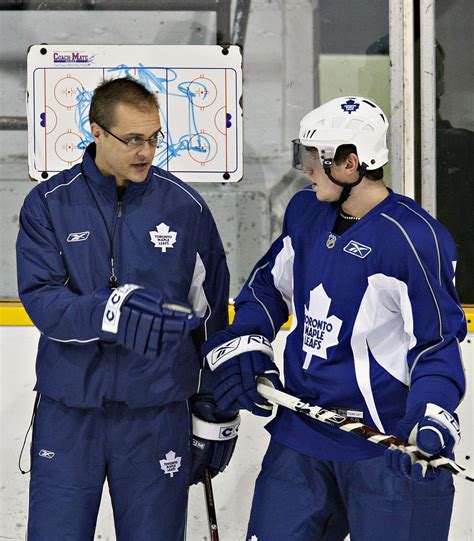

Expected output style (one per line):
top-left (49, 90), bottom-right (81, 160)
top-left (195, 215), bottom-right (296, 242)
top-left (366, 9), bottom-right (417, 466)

top-left (137, 141), bottom-right (156, 157)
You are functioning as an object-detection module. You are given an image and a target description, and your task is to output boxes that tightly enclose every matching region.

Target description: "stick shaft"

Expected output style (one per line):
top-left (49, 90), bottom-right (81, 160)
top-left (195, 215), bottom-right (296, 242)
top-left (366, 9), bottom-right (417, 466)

top-left (257, 381), bottom-right (474, 483)
top-left (203, 466), bottom-right (219, 541)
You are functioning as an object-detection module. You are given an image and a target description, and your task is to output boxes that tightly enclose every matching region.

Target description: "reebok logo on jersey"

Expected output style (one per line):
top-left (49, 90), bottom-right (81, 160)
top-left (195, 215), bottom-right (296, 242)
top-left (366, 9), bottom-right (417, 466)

top-left (159, 450), bottom-right (182, 477)
top-left (343, 240), bottom-right (372, 259)
top-left (150, 223), bottom-right (177, 252)
top-left (39, 449), bottom-right (55, 459)
top-left (67, 231), bottom-right (90, 242)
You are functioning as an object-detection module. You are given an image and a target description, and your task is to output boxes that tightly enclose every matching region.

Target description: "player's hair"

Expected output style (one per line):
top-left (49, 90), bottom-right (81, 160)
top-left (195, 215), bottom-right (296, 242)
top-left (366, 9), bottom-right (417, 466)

top-left (89, 77), bottom-right (159, 129)
top-left (334, 144), bottom-right (384, 181)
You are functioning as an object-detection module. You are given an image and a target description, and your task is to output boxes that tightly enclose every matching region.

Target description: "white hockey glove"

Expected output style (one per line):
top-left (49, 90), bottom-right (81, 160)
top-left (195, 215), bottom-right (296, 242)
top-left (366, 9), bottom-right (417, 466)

top-left (385, 403), bottom-right (461, 482)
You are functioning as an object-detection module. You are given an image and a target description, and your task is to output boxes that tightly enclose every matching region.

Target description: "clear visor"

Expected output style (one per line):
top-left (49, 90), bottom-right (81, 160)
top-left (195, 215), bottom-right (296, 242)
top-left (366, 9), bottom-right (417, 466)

top-left (292, 140), bottom-right (324, 171)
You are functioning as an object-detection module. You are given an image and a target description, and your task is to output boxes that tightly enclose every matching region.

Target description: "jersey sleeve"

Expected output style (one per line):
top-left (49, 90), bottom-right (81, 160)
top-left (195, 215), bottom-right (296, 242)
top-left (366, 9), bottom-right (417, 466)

top-left (230, 205), bottom-right (296, 341)
top-left (16, 188), bottom-right (105, 343)
top-left (384, 214), bottom-right (467, 412)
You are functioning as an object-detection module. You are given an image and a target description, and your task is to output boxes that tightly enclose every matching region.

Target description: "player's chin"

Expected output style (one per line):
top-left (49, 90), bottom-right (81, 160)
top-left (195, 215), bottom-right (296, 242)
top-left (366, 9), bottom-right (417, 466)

top-left (315, 192), bottom-right (337, 203)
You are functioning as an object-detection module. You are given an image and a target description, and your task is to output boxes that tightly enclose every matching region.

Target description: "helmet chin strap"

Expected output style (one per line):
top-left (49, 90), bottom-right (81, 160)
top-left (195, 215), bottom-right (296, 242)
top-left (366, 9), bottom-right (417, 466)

top-left (323, 160), bottom-right (367, 204)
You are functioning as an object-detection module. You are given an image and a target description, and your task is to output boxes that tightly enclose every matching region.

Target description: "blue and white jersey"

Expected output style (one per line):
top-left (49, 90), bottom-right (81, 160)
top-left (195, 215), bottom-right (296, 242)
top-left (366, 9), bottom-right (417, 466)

top-left (232, 189), bottom-right (466, 460)
top-left (16, 144), bottom-right (229, 408)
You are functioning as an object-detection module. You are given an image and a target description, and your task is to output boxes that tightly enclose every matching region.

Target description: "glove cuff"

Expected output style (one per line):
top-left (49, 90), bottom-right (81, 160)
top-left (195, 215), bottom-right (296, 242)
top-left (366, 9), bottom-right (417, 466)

top-left (101, 284), bottom-right (142, 336)
top-left (192, 413), bottom-right (240, 441)
top-left (205, 334), bottom-right (273, 371)
top-left (423, 403), bottom-right (461, 447)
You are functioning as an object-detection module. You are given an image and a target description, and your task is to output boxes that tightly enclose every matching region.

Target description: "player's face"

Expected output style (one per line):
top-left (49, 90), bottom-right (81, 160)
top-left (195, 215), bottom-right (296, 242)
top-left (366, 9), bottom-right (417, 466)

top-left (93, 102), bottom-right (161, 186)
top-left (308, 166), bottom-right (343, 202)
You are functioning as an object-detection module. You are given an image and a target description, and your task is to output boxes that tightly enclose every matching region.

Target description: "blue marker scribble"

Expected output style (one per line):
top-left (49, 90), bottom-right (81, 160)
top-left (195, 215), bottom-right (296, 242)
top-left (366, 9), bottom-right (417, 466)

top-left (75, 88), bottom-right (93, 150)
top-left (72, 65), bottom-right (217, 168)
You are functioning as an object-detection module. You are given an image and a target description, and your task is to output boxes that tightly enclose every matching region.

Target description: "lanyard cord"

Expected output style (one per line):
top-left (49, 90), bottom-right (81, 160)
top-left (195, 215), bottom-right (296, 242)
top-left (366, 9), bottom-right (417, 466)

top-left (82, 175), bottom-right (120, 289)
top-left (18, 392), bottom-right (41, 474)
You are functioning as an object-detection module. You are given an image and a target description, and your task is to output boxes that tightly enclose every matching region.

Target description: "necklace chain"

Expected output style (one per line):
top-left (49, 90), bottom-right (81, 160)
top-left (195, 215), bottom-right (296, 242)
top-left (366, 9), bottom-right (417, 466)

top-left (339, 210), bottom-right (360, 221)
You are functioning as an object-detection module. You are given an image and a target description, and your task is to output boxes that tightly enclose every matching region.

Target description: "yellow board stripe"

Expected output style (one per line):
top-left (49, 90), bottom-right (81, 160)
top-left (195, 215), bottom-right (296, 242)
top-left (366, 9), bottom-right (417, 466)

top-left (0, 302), bottom-right (34, 326)
top-left (1, 301), bottom-right (473, 333)
top-left (228, 304), bottom-right (294, 329)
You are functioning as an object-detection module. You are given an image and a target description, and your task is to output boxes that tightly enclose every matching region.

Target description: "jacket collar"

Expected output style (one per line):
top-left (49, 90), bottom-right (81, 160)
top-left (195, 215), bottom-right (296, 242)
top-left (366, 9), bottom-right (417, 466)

top-left (81, 143), bottom-right (153, 200)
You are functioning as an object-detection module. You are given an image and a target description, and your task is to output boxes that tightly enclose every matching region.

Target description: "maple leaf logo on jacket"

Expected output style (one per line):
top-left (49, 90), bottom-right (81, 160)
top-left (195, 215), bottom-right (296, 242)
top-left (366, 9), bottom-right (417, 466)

top-left (149, 223), bottom-right (177, 252)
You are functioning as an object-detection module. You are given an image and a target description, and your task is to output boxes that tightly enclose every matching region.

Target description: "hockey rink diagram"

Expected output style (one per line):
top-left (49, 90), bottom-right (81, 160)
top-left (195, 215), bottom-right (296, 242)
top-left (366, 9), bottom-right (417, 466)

top-left (27, 45), bottom-right (243, 183)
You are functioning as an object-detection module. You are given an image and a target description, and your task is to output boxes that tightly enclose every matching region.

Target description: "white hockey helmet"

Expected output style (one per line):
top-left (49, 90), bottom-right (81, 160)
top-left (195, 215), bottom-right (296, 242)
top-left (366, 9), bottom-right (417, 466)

top-left (294, 96), bottom-right (389, 171)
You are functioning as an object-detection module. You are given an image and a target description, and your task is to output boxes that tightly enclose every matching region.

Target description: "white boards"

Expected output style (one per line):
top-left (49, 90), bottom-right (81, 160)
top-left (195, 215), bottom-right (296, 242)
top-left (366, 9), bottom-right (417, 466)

top-left (27, 45), bottom-right (243, 183)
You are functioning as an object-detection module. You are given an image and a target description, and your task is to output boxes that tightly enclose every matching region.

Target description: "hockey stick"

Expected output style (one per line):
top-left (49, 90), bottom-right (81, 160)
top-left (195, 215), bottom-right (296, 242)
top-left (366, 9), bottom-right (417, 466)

top-left (256, 378), bottom-right (474, 483)
top-left (203, 466), bottom-right (219, 541)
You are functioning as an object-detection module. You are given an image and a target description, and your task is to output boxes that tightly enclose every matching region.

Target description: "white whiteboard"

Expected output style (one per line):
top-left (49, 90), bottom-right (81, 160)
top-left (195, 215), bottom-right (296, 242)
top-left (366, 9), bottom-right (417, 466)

top-left (27, 45), bottom-right (243, 183)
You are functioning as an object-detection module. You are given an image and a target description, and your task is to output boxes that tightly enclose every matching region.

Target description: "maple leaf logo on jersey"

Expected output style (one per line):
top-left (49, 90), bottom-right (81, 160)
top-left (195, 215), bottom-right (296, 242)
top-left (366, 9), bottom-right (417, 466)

top-left (302, 284), bottom-right (342, 369)
top-left (150, 223), bottom-right (177, 252)
top-left (159, 450), bottom-right (182, 477)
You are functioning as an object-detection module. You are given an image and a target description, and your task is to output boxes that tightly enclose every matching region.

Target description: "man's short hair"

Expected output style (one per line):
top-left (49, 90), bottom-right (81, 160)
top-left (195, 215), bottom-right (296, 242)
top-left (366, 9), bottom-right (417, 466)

top-left (334, 144), bottom-right (384, 181)
top-left (89, 77), bottom-right (159, 129)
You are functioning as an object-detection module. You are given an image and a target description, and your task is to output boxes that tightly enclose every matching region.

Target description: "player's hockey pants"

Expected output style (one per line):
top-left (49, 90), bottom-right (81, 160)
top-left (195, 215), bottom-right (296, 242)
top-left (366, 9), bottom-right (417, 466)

top-left (247, 439), bottom-right (454, 541)
top-left (27, 395), bottom-right (191, 540)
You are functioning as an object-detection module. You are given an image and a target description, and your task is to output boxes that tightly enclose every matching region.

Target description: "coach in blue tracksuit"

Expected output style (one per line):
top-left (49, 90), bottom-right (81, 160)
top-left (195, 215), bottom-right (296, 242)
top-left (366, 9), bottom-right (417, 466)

top-left (16, 77), bottom-right (239, 540)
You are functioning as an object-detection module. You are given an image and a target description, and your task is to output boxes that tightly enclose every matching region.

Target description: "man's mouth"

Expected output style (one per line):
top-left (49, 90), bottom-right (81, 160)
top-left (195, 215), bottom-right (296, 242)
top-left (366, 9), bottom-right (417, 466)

top-left (132, 163), bottom-right (149, 172)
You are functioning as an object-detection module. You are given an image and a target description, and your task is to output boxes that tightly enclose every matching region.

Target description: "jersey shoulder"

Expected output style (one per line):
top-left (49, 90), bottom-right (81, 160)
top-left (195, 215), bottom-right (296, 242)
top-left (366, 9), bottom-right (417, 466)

top-left (379, 193), bottom-right (457, 262)
top-left (285, 185), bottom-right (328, 227)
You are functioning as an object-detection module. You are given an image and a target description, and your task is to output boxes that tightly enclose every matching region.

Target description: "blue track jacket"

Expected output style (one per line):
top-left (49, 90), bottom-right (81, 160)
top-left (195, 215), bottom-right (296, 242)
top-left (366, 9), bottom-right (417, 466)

top-left (16, 144), bottom-right (229, 408)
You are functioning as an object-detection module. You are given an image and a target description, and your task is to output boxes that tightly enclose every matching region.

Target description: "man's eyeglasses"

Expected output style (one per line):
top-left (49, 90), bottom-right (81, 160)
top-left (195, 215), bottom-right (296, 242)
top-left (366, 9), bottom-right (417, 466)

top-left (99, 124), bottom-right (164, 149)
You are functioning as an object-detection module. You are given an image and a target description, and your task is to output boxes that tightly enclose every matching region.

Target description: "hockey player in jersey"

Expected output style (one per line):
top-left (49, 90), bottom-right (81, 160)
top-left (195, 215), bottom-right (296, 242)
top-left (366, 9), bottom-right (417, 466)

top-left (203, 97), bottom-right (466, 540)
top-left (16, 77), bottom-right (239, 540)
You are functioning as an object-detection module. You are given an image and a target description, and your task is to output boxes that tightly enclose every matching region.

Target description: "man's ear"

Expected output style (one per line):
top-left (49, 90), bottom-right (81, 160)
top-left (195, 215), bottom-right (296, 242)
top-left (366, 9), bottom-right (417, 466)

top-left (90, 122), bottom-right (102, 143)
top-left (345, 152), bottom-right (360, 173)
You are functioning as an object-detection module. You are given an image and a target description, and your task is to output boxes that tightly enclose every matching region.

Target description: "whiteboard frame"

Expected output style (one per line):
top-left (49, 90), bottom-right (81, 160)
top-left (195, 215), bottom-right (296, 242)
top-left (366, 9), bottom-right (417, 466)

top-left (27, 44), bottom-right (243, 183)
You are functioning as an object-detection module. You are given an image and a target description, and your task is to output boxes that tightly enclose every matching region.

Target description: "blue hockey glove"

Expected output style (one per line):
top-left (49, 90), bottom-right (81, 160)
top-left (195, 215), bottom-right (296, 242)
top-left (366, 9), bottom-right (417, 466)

top-left (204, 332), bottom-right (282, 417)
top-left (190, 393), bottom-right (240, 485)
top-left (97, 284), bottom-right (200, 359)
top-left (385, 403), bottom-right (461, 482)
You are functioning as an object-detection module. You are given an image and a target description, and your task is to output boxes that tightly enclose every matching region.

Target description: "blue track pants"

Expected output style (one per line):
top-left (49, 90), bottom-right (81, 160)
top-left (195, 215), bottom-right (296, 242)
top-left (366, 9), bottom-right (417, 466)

top-left (27, 396), bottom-right (191, 540)
top-left (247, 439), bottom-right (454, 541)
